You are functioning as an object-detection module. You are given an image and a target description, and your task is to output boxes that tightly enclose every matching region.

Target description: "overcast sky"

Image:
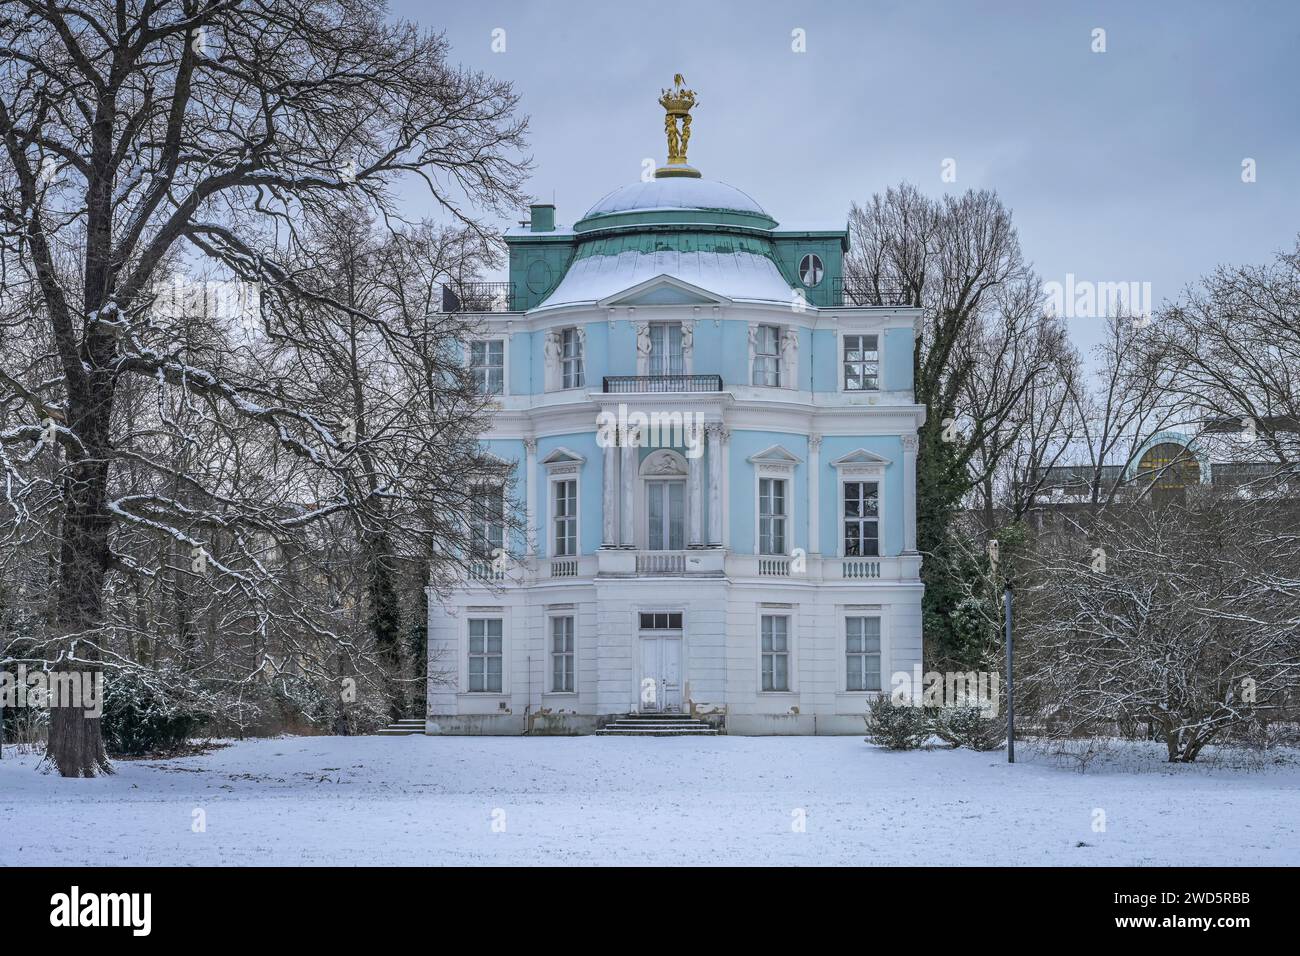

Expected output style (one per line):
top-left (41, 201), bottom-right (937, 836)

top-left (390, 0), bottom-right (1300, 356)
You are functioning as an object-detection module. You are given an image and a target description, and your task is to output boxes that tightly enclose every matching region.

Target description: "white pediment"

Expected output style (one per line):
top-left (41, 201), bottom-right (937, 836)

top-left (540, 446), bottom-right (587, 466)
top-left (597, 274), bottom-right (728, 308)
top-left (748, 444), bottom-right (804, 466)
top-left (830, 448), bottom-right (893, 469)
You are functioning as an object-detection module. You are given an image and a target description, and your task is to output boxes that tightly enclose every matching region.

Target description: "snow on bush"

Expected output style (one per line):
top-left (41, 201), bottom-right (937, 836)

top-left (864, 694), bottom-right (931, 750)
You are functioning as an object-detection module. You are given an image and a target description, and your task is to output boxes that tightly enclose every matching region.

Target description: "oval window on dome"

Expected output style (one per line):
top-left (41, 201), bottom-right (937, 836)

top-left (526, 259), bottom-right (552, 294)
top-left (799, 253), bottom-right (824, 287)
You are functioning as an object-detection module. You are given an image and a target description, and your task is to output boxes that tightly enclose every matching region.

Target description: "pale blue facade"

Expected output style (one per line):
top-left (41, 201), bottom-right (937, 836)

top-left (428, 169), bottom-right (925, 735)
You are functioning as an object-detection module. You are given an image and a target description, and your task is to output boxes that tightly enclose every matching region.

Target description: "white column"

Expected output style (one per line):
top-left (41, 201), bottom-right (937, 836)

top-left (808, 434), bottom-right (822, 555)
top-left (620, 427), bottom-right (638, 547)
top-left (688, 432), bottom-right (704, 547)
top-left (902, 434), bottom-right (919, 552)
top-left (706, 424), bottom-right (725, 546)
top-left (524, 438), bottom-right (537, 557)
top-left (602, 440), bottom-right (618, 547)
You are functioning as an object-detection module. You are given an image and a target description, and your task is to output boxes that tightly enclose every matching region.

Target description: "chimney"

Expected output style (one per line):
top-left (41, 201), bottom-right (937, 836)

top-left (529, 203), bottom-right (555, 233)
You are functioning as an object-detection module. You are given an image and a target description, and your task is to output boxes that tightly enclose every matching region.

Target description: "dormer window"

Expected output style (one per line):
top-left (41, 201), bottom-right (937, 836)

top-left (843, 334), bottom-right (879, 391)
top-left (561, 327), bottom-right (584, 389)
top-left (752, 324), bottom-right (782, 387)
top-left (798, 253), bottom-right (824, 287)
top-left (469, 339), bottom-right (505, 395)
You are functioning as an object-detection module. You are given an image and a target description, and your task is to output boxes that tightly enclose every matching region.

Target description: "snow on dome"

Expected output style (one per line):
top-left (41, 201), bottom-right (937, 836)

top-left (583, 178), bottom-right (768, 220)
top-left (536, 247), bottom-right (794, 311)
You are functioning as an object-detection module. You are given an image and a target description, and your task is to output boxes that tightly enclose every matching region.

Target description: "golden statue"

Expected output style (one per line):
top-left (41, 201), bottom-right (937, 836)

top-left (656, 74), bottom-right (700, 178)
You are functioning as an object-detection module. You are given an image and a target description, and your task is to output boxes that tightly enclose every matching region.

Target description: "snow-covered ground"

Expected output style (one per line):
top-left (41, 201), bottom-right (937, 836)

top-left (2, 736), bottom-right (1296, 866)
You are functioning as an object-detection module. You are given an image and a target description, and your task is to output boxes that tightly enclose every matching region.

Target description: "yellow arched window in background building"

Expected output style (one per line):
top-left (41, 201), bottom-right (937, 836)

top-left (1136, 441), bottom-right (1200, 504)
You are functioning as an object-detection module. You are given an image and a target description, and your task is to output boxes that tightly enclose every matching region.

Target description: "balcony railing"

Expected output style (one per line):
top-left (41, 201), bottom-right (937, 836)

top-left (603, 374), bottom-right (723, 394)
top-left (440, 282), bottom-right (522, 313)
top-left (758, 556), bottom-right (791, 576)
top-left (842, 558), bottom-right (882, 579)
top-left (636, 551), bottom-right (688, 575)
top-left (834, 277), bottom-right (912, 308)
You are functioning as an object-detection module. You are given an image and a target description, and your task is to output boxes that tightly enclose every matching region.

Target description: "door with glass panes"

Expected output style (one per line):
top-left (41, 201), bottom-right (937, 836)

top-left (637, 612), bottom-right (683, 712)
top-left (645, 480), bottom-right (685, 550)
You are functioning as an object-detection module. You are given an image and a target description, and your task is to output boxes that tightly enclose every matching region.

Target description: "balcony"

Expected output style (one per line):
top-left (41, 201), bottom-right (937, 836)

top-left (833, 277), bottom-right (912, 308)
top-left (603, 374), bottom-right (723, 393)
top-left (440, 282), bottom-right (523, 313)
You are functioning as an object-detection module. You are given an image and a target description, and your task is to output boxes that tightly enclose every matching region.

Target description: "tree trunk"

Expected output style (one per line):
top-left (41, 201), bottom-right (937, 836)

top-left (45, 395), bottom-right (114, 776)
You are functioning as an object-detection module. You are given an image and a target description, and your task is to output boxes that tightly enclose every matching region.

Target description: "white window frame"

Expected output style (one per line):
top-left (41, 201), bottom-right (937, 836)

top-left (841, 478), bottom-right (881, 558)
top-left (752, 323), bottom-right (782, 387)
top-left (560, 326), bottom-right (584, 390)
top-left (748, 445), bottom-right (802, 557)
top-left (844, 614), bottom-right (883, 692)
top-left (469, 483), bottom-right (506, 558)
top-left (468, 335), bottom-right (507, 396)
top-left (756, 608), bottom-right (797, 694)
top-left (465, 615), bottom-right (505, 694)
top-left (838, 606), bottom-right (888, 697)
top-left (839, 330), bottom-right (881, 392)
top-left (550, 476), bottom-right (579, 557)
top-left (647, 322), bottom-right (684, 376)
top-left (645, 478), bottom-right (686, 551)
top-left (548, 612), bottom-right (576, 694)
top-left (757, 476), bottom-right (788, 556)
top-left (798, 252), bottom-right (825, 288)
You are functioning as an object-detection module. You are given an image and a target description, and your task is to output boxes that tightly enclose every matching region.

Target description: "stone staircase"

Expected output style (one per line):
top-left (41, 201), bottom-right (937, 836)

top-left (376, 718), bottom-right (426, 737)
top-left (597, 713), bottom-right (719, 736)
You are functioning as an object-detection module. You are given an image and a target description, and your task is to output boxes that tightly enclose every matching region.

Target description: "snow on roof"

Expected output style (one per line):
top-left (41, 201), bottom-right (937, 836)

top-left (536, 248), bottom-right (795, 310)
top-left (583, 178), bottom-right (768, 219)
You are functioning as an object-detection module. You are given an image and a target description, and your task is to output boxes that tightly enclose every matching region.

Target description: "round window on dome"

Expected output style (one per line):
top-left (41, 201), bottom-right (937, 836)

top-left (798, 253), bottom-right (824, 288)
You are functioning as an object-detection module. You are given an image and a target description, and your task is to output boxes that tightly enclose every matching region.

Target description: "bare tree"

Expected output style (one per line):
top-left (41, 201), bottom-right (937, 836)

top-left (1019, 491), bottom-right (1300, 762)
top-left (0, 0), bottom-right (528, 775)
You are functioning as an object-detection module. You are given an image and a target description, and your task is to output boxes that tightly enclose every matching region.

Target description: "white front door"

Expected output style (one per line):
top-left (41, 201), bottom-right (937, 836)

top-left (638, 612), bottom-right (683, 712)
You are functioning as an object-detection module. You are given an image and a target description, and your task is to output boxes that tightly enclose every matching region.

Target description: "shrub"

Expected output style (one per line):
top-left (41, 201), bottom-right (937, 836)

top-left (864, 693), bottom-right (930, 750)
top-left (101, 666), bottom-right (206, 756)
top-left (932, 702), bottom-right (1006, 751)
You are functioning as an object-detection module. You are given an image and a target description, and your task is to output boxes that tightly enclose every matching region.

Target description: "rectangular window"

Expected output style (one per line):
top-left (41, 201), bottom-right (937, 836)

top-left (648, 323), bottom-right (684, 375)
top-left (467, 618), bottom-right (503, 693)
top-left (639, 612), bottom-right (683, 630)
top-left (846, 617), bottom-right (881, 692)
top-left (552, 479), bottom-right (578, 556)
top-left (758, 477), bottom-right (787, 555)
top-left (469, 339), bottom-right (505, 395)
top-left (843, 481), bottom-right (880, 556)
top-left (646, 480), bottom-right (685, 550)
top-left (752, 324), bottom-right (781, 387)
top-left (561, 328), bottom-right (584, 389)
top-left (843, 334), bottom-right (879, 391)
top-left (470, 484), bottom-right (505, 557)
top-left (550, 615), bottom-right (575, 693)
top-left (760, 615), bottom-right (790, 692)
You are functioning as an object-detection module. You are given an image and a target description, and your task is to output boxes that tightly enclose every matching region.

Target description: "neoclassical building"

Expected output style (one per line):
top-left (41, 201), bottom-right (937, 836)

top-left (427, 80), bottom-right (925, 734)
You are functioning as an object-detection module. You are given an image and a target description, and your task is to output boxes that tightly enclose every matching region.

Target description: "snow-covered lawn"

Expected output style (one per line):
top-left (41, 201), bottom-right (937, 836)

top-left (2, 736), bottom-right (1297, 866)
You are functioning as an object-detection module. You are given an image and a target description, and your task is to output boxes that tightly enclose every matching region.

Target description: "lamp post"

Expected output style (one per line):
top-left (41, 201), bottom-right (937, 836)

top-left (1004, 582), bottom-right (1015, 764)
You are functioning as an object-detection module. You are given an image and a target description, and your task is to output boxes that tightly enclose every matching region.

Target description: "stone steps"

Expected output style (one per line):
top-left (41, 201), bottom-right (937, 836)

top-left (377, 718), bottom-right (426, 736)
top-left (597, 713), bottom-right (719, 736)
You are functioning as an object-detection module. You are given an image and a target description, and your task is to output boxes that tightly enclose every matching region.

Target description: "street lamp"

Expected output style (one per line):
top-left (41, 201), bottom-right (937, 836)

top-left (1004, 582), bottom-right (1015, 763)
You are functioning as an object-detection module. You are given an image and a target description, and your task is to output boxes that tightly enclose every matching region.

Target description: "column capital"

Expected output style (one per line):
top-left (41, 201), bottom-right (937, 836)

top-left (808, 433), bottom-right (823, 452)
top-left (901, 434), bottom-right (919, 453)
top-left (523, 437), bottom-right (538, 455)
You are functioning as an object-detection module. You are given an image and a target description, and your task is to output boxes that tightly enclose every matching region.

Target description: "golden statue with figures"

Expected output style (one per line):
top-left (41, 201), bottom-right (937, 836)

top-left (655, 74), bottom-right (701, 178)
